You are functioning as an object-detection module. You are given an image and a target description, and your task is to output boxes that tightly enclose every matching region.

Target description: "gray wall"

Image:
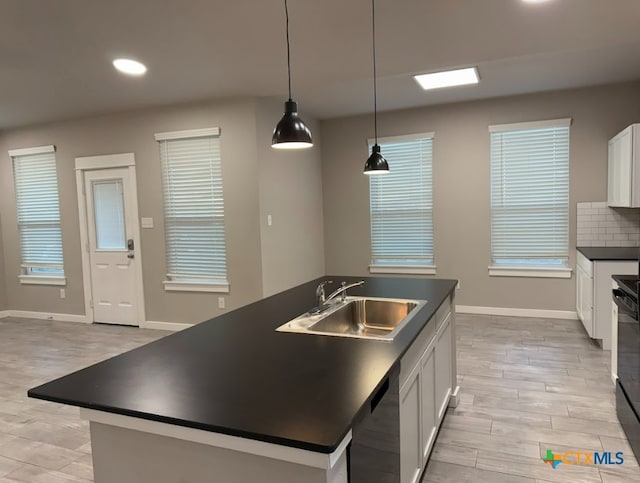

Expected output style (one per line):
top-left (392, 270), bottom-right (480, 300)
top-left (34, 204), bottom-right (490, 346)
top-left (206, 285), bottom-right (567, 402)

top-left (321, 81), bottom-right (640, 311)
top-left (0, 97), bottom-right (324, 324)
top-left (256, 99), bottom-right (325, 297)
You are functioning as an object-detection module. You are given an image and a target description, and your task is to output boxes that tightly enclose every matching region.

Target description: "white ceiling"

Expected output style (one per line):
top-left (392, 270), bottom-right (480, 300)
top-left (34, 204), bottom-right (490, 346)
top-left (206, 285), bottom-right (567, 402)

top-left (2, 0), bottom-right (640, 129)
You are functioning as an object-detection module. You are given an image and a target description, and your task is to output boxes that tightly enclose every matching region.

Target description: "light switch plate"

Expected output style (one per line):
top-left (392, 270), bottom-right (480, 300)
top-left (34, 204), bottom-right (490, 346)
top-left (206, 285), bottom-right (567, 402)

top-left (141, 217), bottom-right (154, 229)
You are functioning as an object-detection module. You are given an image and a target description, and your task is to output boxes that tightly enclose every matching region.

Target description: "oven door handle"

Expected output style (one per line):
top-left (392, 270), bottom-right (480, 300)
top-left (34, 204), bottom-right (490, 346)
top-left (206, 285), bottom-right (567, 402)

top-left (613, 289), bottom-right (637, 317)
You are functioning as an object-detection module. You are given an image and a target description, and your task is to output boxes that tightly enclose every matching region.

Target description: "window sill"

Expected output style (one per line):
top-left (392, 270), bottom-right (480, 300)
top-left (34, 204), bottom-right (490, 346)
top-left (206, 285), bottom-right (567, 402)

top-left (369, 265), bottom-right (436, 275)
top-left (488, 266), bottom-right (572, 279)
top-left (19, 275), bottom-right (67, 286)
top-left (163, 280), bottom-right (230, 293)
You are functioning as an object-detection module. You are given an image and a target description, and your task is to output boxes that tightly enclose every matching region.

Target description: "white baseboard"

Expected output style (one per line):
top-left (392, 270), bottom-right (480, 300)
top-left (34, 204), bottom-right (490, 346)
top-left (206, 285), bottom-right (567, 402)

top-left (3, 310), bottom-right (89, 323)
top-left (0, 311), bottom-right (193, 331)
top-left (142, 320), bottom-right (194, 331)
top-left (448, 385), bottom-right (461, 408)
top-left (456, 305), bottom-right (578, 320)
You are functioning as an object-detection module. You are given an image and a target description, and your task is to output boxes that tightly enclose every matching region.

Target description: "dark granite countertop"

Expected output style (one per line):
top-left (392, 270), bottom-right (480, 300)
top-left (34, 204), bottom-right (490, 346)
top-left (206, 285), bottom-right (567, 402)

top-left (577, 246), bottom-right (640, 261)
top-left (28, 276), bottom-right (456, 454)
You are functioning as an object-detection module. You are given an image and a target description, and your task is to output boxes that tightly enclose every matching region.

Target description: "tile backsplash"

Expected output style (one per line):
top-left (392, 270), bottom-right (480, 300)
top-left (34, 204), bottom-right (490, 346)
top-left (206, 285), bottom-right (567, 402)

top-left (577, 201), bottom-right (640, 247)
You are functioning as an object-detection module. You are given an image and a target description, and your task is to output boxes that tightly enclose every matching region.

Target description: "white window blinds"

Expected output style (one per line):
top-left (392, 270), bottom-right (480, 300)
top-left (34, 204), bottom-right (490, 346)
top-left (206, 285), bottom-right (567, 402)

top-left (369, 134), bottom-right (434, 268)
top-left (156, 129), bottom-right (228, 284)
top-left (490, 119), bottom-right (570, 266)
top-left (10, 146), bottom-right (64, 275)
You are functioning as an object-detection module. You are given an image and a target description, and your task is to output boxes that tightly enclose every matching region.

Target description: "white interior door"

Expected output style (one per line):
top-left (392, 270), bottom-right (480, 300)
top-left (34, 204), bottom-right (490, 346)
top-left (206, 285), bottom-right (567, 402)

top-left (84, 168), bottom-right (138, 325)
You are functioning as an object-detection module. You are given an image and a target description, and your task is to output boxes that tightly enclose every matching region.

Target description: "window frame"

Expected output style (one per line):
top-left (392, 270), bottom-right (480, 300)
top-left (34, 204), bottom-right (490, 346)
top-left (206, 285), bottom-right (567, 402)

top-left (9, 145), bottom-right (66, 286)
top-left (488, 118), bottom-right (572, 279)
top-left (367, 132), bottom-right (436, 275)
top-left (155, 127), bottom-right (229, 293)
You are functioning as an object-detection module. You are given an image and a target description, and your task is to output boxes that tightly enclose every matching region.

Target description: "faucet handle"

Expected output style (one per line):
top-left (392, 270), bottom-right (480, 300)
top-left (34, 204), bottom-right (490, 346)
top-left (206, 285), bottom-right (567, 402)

top-left (316, 280), bottom-right (333, 302)
top-left (316, 280), bottom-right (333, 292)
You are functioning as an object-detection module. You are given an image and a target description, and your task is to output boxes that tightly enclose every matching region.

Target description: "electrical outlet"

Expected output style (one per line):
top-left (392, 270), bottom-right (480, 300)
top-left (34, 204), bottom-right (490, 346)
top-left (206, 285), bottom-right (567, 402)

top-left (267, 214), bottom-right (272, 226)
top-left (60, 288), bottom-right (66, 299)
top-left (218, 297), bottom-right (225, 309)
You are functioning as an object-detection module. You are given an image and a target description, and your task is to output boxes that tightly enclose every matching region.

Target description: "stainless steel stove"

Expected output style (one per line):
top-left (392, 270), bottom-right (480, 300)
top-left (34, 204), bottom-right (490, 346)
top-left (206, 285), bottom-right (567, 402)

top-left (614, 275), bottom-right (640, 462)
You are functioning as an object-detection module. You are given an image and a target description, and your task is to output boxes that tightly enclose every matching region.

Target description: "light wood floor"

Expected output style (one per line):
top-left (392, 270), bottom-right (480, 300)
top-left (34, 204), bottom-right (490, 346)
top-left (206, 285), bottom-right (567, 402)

top-left (0, 317), bottom-right (163, 482)
top-left (0, 314), bottom-right (638, 482)
top-left (422, 314), bottom-right (640, 483)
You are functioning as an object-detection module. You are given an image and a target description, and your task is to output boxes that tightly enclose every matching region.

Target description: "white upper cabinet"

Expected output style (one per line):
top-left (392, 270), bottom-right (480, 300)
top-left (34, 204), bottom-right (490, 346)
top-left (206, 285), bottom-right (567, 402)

top-left (608, 124), bottom-right (640, 207)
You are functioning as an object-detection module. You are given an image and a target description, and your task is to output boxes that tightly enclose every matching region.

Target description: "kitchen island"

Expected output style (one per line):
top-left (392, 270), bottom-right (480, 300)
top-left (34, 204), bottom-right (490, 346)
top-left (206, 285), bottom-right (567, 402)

top-left (28, 276), bottom-right (458, 483)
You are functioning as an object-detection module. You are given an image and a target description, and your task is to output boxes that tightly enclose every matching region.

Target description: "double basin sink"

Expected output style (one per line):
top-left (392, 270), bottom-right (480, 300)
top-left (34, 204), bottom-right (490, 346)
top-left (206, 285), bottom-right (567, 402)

top-left (276, 296), bottom-right (427, 341)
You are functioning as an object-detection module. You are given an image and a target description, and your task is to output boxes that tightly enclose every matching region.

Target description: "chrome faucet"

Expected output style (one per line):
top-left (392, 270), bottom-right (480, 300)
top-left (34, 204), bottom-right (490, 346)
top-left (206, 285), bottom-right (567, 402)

top-left (325, 280), bottom-right (365, 304)
top-left (313, 280), bottom-right (365, 313)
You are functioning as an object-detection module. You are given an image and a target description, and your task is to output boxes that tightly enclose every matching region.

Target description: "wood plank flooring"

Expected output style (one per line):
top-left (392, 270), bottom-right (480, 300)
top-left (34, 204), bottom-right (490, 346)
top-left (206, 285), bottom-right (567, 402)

top-left (0, 314), bottom-right (638, 482)
top-left (0, 317), bottom-right (164, 482)
top-left (422, 313), bottom-right (640, 483)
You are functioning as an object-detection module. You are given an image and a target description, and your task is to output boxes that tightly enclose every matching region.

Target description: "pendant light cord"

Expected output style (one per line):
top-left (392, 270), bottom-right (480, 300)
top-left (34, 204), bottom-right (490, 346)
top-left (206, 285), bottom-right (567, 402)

top-left (285, 0), bottom-right (292, 101)
top-left (372, 0), bottom-right (378, 145)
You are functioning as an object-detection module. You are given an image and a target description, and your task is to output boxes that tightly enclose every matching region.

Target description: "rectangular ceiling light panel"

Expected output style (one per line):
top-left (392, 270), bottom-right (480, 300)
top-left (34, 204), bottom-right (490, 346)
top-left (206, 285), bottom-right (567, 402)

top-left (414, 67), bottom-right (479, 90)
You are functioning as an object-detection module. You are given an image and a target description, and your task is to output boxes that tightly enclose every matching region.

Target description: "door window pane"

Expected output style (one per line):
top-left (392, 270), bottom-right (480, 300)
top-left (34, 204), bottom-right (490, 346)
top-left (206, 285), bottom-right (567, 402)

top-left (93, 180), bottom-right (126, 249)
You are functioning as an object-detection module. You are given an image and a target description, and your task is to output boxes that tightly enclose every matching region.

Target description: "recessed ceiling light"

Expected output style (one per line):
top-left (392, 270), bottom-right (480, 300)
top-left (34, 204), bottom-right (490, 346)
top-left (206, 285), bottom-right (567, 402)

top-left (112, 58), bottom-right (147, 76)
top-left (522, 0), bottom-right (553, 3)
top-left (413, 67), bottom-right (479, 91)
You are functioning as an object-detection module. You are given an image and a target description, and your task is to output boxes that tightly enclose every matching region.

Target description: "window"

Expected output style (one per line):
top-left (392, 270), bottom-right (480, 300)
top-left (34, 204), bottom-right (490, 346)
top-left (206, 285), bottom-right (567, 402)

top-left (489, 118), bottom-right (571, 278)
top-left (368, 133), bottom-right (435, 274)
top-left (10, 145), bottom-right (65, 285)
top-left (155, 128), bottom-right (229, 292)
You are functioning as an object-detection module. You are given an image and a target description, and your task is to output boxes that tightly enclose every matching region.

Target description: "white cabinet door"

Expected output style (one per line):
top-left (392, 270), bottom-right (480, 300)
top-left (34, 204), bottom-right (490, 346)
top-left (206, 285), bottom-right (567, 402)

top-left (434, 314), bottom-right (452, 423)
top-left (608, 140), bottom-right (616, 206)
top-left (608, 128), bottom-right (633, 207)
top-left (576, 263), bottom-right (584, 323)
top-left (420, 344), bottom-right (436, 467)
top-left (400, 363), bottom-right (422, 483)
top-left (576, 265), bottom-right (594, 337)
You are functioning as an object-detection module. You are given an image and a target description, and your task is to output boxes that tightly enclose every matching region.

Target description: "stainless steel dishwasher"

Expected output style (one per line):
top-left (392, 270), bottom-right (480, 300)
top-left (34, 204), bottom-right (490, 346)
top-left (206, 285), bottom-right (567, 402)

top-left (348, 365), bottom-right (400, 483)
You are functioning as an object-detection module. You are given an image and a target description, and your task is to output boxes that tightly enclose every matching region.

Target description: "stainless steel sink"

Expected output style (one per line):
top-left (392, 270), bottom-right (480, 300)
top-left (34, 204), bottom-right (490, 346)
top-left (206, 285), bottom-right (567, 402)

top-left (276, 296), bottom-right (427, 341)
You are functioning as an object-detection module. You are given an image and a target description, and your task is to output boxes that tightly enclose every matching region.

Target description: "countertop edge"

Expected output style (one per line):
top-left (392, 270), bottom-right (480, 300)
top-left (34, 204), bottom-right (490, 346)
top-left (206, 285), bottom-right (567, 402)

top-left (577, 246), bottom-right (640, 261)
top-left (27, 389), bottom-right (344, 454)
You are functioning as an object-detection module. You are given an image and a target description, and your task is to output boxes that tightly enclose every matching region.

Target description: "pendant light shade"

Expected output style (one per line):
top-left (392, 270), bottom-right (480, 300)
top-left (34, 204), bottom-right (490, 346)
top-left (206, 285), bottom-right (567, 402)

top-left (272, 0), bottom-right (313, 150)
top-left (364, 0), bottom-right (389, 174)
top-left (364, 144), bottom-right (389, 174)
top-left (272, 100), bottom-right (313, 149)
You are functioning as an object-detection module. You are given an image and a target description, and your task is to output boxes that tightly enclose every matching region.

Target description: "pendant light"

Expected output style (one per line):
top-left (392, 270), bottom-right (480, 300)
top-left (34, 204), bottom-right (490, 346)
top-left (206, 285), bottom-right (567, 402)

top-left (272, 0), bottom-right (313, 149)
top-left (364, 0), bottom-right (389, 174)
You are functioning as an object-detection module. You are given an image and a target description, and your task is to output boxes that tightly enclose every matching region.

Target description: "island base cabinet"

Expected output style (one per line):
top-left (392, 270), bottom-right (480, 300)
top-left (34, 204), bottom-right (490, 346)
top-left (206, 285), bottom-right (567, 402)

top-left (400, 364), bottom-right (422, 483)
top-left (420, 344), bottom-right (437, 467)
top-left (399, 296), bottom-right (456, 483)
top-left (89, 422), bottom-right (348, 483)
top-left (434, 313), bottom-right (452, 423)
